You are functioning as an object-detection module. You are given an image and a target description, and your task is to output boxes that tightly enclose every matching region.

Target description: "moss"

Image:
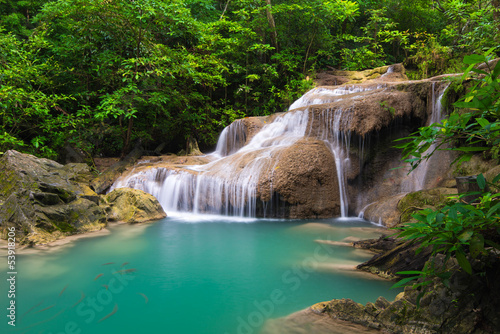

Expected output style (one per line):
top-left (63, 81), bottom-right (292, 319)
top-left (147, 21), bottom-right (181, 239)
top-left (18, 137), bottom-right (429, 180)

top-left (453, 154), bottom-right (498, 177)
top-left (398, 188), bottom-right (453, 223)
top-left (53, 220), bottom-right (76, 233)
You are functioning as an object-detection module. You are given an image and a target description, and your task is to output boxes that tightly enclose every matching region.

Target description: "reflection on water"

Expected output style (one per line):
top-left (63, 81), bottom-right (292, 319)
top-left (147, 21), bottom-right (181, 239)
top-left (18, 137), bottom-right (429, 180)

top-left (0, 217), bottom-right (399, 334)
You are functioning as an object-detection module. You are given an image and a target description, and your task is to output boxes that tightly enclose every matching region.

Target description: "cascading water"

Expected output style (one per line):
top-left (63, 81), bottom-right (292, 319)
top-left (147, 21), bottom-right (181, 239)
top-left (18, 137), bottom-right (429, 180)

top-left (111, 83), bottom-right (385, 218)
top-left (112, 108), bottom-right (311, 217)
top-left (212, 119), bottom-right (247, 157)
top-left (401, 82), bottom-right (449, 192)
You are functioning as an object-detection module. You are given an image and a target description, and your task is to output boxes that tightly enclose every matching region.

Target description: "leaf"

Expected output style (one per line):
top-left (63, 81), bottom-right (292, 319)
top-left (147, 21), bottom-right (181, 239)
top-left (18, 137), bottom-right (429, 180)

top-left (469, 234), bottom-right (485, 258)
top-left (485, 239), bottom-right (500, 251)
top-left (455, 248), bottom-right (472, 274)
top-left (477, 173), bottom-right (486, 190)
top-left (396, 271), bottom-right (425, 275)
top-left (492, 173), bottom-right (500, 184)
top-left (463, 54), bottom-right (485, 65)
top-left (391, 276), bottom-right (419, 289)
top-left (475, 118), bottom-right (490, 128)
top-left (458, 230), bottom-right (473, 243)
top-left (454, 146), bottom-right (489, 152)
top-left (486, 201), bottom-right (500, 218)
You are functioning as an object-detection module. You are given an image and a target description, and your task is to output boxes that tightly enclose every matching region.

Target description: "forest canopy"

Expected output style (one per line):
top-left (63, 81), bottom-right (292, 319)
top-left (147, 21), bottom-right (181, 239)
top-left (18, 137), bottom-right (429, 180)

top-left (0, 0), bottom-right (498, 161)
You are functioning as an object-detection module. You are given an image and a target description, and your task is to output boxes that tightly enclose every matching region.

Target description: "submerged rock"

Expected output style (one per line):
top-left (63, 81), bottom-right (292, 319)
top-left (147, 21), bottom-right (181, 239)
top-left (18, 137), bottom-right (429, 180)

top-left (268, 250), bottom-right (500, 334)
top-left (103, 188), bottom-right (166, 223)
top-left (0, 150), bottom-right (106, 244)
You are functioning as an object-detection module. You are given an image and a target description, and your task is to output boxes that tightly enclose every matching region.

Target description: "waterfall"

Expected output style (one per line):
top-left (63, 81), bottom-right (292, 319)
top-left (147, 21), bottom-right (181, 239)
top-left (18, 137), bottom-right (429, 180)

top-left (401, 82), bottom-right (449, 192)
top-left (212, 119), bottom-right (247, 157)
top-left (111, 108), bottom-right (311, 217)
top-left (110, 83), bottom-right (385, 218)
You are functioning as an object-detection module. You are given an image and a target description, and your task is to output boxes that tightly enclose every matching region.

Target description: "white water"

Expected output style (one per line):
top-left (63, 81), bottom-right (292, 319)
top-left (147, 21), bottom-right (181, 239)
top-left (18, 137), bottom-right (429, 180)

top-left (111, 84), bottom-right (385, 218)
top-left (401, 83), bottom-right (449, 192)
top-left (112, 108), bottom-right (312, 217)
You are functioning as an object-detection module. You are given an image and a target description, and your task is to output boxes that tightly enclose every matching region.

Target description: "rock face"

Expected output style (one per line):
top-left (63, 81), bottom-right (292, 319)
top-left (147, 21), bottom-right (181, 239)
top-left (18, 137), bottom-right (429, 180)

top-left (0, 150), bottom-right (106, 244)
top-left (103, 188), bottom-right (166, 223)
top-left (258, 139), bottom-right (341, 218)
top-left (0, 150), bottom-right (167, 245)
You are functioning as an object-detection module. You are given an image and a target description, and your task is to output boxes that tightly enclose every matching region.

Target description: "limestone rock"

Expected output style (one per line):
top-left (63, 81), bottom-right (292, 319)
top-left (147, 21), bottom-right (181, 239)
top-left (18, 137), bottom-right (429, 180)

top-left (258, 139), bottom-right (341, 218)
top-left (270, 254), bottom-right (500, 334)
top-left (361, 193), bottom-right (406, 228)
top-left (0, 150), bottom-right (106, 245)
top-left (103, 188), bottom-right (166, 224)
top-left (397, 187), bottom-right (456, 223)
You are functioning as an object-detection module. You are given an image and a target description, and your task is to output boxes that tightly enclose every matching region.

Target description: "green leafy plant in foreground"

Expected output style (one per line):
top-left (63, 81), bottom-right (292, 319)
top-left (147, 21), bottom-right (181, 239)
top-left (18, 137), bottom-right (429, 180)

top-left (393, 174), bottom-right (500, 298)
top-left (392, 51), bottom-right (500, 304)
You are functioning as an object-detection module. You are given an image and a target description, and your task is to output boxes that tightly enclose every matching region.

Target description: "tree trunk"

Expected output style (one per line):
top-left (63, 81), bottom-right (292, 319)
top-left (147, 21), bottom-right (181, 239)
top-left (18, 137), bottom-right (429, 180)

top-left (264, 0), bottom-right (279, 52)
top-left (121, 117), bottom-right (134, 158)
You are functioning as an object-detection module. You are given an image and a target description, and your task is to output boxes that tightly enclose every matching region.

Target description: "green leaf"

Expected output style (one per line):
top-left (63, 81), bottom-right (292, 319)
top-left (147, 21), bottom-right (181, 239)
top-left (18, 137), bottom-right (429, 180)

top-left (454, 146), bottom-right (489, 152)
top-left (475, 118), bottom-right (490, 128)
top-left (458, 230), bottom-right (473, 243)
top-left (469, 234), bottom-right (485, 258)
top-left (455, 248), bottom-right (472, 274)
top-left (463, 54), bottom-right (485, 65)
top-left (477, 174), bottom-right (486, 190)
top-left (391, 276), bottom-right (419, 289)
top-left (486, 201), bottom-right (500, 218)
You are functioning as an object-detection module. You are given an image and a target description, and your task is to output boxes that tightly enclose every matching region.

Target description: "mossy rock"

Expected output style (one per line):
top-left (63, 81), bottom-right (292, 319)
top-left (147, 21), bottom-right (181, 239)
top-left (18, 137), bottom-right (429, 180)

top-left (103, 188), bottom-right (166, 224)
top-left (453, 154), bottom-right (498, 177)
top-left (0, 150), bottom-right (107, 245)
top-left (397, 187), bottom-right (457, 223)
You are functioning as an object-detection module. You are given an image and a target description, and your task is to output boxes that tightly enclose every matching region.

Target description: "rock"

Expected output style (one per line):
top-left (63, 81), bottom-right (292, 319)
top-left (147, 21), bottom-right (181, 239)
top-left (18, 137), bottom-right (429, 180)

top-left (258, 139), bottom-right (341, 218)
top-left (361, 193), bottom-right (406, 227)
top-left (103, 188), bottom-right (166, 223)
top-left (0, 150), bottom-right (106, 245)
top-left (90, 145), bottom-right (144, 194)
top-left (356, 239), bottom-right (432, 279)
top-left (274, 254), bottom-right (500, 334)
top-left (353, 236), bottom-right (403, 254)
top-left (397, 187), bottom-right (457, 223)
top-left (260, 303), bottom-right (382, 334)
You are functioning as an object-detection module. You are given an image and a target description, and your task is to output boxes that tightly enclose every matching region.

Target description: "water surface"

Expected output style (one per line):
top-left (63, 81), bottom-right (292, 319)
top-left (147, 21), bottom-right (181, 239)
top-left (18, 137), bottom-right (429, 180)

top-left (1, 217), bottom-right (399, 334)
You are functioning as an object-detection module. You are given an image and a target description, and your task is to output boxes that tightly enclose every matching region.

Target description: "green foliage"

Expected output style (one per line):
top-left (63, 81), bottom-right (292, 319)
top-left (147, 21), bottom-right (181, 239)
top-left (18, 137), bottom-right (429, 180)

top-left (1, 0), bottom-right (498, 158)
top-left (392, 174), bottom-right (500, 305)
top-left (393, 52), bottom-right (500, 303)
top-left (396, 51), bottom-right (500, 172)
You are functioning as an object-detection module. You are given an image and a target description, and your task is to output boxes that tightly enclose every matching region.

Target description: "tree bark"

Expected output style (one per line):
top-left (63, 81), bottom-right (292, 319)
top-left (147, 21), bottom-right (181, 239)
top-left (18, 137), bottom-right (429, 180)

top-left (264, 0), bottom-right (279, 52)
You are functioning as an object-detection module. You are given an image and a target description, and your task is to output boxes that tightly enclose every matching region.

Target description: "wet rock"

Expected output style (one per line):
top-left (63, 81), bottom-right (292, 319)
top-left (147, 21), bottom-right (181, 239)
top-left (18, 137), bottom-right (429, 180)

top-left (258, 139), bottom-right (341, 218)
top-left (103, 188), bottom-right (166, 224)
top-left (90, 145), bottom-right (144, 194)
top-left (361, 193), bottom-right (406, 228)
top-left (356, 240), bottom-right (432, 279)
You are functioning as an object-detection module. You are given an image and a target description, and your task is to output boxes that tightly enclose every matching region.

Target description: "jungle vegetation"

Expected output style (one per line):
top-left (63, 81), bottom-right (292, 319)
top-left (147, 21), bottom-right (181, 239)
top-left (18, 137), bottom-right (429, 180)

top-left (0, 0), bottom-right (498, 160)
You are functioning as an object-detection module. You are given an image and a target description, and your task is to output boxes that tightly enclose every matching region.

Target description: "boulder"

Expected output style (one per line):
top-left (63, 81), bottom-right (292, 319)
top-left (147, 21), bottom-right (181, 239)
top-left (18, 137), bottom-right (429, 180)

top-left (268, 254), bottom-right (500, 334)
top-left (361, 194), bottom-right (406, 228)
top-left (397, 187), bottom-right (457, 223)
top-left (90, 145), bottom-right (144, 194)
top-left (0, 150), bottom-right (106, 245)
top-left (258, 139), bottom-right (341, 218)
top-left (103, 188), bottom-right (166, 223)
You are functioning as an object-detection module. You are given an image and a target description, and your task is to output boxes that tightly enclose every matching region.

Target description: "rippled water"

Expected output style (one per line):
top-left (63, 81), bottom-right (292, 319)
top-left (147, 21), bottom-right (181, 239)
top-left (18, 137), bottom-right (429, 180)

top-left (1, 217), bottom-right (400, 334)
